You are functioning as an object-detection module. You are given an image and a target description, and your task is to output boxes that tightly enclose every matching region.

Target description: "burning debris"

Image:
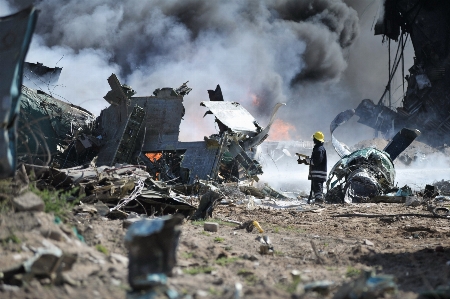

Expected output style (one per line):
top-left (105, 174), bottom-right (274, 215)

top-left (1, 43), bottom-right (286, 220)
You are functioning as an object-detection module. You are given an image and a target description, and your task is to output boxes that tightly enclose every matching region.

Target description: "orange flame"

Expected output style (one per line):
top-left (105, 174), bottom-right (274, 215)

top-left (145, 152), bottom-right (163, 162)
top-left (267, 119), bottom-right (296, 141)
top-left (251, 94), bottom-right (261, 107)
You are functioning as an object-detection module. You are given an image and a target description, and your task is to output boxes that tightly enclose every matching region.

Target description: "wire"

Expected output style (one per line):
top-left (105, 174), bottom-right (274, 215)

top-left (377, 33), bottom-right (410, 106)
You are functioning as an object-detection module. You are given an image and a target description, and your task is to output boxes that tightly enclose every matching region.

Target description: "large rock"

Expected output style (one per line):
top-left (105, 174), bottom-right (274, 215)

top-left (12, 192), bottom-right (44, 212)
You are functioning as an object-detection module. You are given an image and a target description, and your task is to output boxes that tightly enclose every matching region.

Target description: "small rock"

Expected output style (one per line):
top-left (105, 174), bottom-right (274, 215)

top-left (110, 278), bottom-right (121, 286)
top-left (12, 192), bottom-right (44, 212)
top-left (301, 275), bottom-right (312, 282)
top-left (12, 254), bottom-right (22, 260)
top-left (60, 224), bottom-right (75, 237)
top-left (41, 228), bottom-right (65, 242)
top-left (279, 276), bottom-right (289, 284)
top-left (364, 239), bottom-right (374, 246)
top-left (172, 267), bottom-right (183, 276)
top-left (39, 278), bottom-right (52, 285)
top-left (204, 222), bottom-right (219, 232)
top-left (64, 284), bottom-right (74, 295)
top-left (61, 273), bottom-right (80, 287)
top-left (216, 252), bottom-right (228, 259)
top-left (213, 278), bottom-right (224, 285)
top-left (436, 246), bottom-right (444, 252)
top-left (94, 202), bottom-right (110, 216)
top-left (73, 204), bottom-right (97, 215)
top-left (353, 245), bottom-right (370, 255)
top-left (110, 253), bottom-right (129, 266)
top-left (108, 209), bottom-right (128, 220)
top-left (405, 196), bottom-right (421, 207)
top-left (195, 289), bottom-right (209, 298)
top-left (291, 269), bottom-right (301, 278)
top-left (1, 284), bottom-right (20, 292)
top-left (249, 254), bottom-right (259, 261)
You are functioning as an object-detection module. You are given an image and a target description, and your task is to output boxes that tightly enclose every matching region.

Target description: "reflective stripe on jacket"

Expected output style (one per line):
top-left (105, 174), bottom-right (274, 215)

top-left (308, 143), bottom-right (327, 182)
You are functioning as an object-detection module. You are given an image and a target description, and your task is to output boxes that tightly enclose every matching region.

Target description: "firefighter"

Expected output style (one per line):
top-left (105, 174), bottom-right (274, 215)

top-left (298, 131), bottom-right (327, 204)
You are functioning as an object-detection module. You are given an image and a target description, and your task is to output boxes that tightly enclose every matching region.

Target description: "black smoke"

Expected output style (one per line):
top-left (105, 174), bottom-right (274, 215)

top-left (3, 0), bottom-right (361, 141)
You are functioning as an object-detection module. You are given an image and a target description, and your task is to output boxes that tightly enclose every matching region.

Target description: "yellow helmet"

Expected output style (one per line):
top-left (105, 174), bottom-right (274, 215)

top-left (313, 131), bottom-right (325, 142)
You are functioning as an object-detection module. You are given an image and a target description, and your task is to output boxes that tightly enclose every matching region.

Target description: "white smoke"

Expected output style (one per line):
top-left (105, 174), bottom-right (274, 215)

top-left (24, 35), bottom-right (121, 110)
top-left (395, 152), bottom-right (450, 190)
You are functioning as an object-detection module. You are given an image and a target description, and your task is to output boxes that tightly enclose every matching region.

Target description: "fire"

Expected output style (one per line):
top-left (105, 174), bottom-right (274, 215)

top-left (145, 152), bottom-right (163, 162)
top-left (267, 119), bottom-right (297, 141)
top-left (251, 94), bottom-right (261, 107)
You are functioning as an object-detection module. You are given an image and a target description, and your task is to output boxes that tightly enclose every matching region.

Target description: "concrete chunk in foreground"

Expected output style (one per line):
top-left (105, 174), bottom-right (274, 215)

top-left (12, 192), bottom-right (44, 212)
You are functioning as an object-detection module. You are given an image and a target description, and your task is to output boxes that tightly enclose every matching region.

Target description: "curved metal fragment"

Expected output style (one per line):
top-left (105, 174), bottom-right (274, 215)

top-left (330, 109), bottom-right (355, 158)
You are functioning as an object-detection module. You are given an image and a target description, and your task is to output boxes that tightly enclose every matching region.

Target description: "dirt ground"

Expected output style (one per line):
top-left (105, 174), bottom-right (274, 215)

top-left (1, 198), bottom-right (449, 299)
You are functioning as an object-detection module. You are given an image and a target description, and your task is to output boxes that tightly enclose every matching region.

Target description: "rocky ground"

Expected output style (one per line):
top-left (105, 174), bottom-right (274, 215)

top-left (1, 190), bottom-right (449, 299)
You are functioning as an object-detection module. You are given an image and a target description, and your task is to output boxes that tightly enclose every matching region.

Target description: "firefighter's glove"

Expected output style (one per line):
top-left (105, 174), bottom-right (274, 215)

top-left (298, 158), bottom-right (311, 165)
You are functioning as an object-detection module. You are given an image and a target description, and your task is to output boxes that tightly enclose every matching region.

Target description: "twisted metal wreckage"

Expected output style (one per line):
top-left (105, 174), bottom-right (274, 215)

top-left (325, 0), bottom-right (450, 204)
top-left (17, 71), bottom-right (286, 217)
top-left (0, 7), bottom-right (286, 218)
top-left (327, 109), bottom-right (421, 204)
top-left (353, 0), bottom-right (450, 147)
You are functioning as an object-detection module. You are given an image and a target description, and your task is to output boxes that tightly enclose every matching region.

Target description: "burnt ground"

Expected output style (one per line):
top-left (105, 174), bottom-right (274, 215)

top-left (1, 200), bottom-right (449, 298)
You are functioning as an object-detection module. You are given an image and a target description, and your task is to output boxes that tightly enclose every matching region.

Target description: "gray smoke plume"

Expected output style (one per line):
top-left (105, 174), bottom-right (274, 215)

top-left (2, 0), bottom-right (360, 141)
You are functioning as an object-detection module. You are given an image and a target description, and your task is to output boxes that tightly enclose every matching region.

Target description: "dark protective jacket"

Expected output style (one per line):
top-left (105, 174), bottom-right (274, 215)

top-left (308, 143), bottom-right (327, 182)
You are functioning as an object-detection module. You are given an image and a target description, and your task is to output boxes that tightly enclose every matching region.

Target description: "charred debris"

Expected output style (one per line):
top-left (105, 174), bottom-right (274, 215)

top-left (15, 63), bottom-right (286, 218)
top-left (353, 0), bottom-right (450, 148)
